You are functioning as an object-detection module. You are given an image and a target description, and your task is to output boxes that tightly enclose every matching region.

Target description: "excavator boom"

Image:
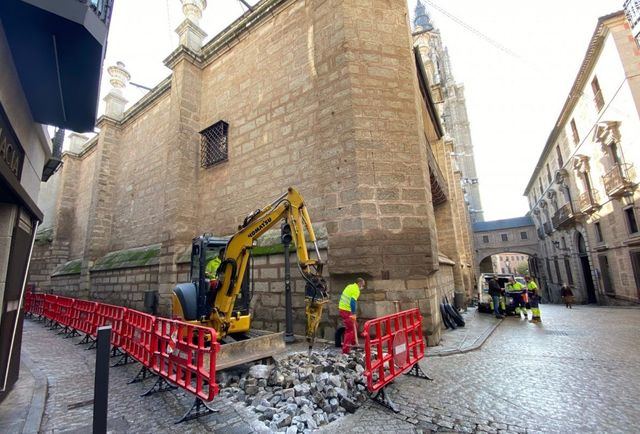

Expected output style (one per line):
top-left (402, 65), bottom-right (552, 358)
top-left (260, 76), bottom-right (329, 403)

top-left (172, 187), bottom-right (329, 368)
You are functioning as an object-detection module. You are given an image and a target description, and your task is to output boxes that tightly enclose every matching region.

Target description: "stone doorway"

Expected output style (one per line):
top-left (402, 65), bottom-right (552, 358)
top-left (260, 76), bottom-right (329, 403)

top-left (577, 232), bottom-right (597, 304)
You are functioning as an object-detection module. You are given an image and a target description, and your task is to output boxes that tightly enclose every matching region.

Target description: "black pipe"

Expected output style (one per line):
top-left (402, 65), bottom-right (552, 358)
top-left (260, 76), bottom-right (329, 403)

top-left (282, 223), bottom-right (294, 343)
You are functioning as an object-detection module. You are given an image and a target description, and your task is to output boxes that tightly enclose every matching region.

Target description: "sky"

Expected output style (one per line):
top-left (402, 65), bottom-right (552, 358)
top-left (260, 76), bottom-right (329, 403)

top-left (96, 0), bottom-right (624, 221)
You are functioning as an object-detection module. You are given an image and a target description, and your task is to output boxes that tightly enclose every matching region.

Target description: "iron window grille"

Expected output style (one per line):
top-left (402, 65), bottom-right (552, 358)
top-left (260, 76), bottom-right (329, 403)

top-left (200, 121), bottom-right (229, 168)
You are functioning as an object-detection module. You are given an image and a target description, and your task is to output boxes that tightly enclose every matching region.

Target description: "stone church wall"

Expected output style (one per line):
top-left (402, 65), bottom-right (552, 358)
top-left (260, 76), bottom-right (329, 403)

top-left (29, 0), bottom-right (477, 346)
top-left (110, 94), bottom-right (172, 251)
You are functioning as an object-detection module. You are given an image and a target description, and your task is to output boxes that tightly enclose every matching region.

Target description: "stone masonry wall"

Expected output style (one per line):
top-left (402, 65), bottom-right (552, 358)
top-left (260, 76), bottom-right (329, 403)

top-left (34, 0), bottom-right (475, 344)
top-left (67, 150), bottom-right (97, 259)
top-left (30, 237), bottom-right (67, 289)
top-left (89, 266), bottom-right (159, 312)
top-left (49, 274), bottom-right (82, 298)
top-left (110, 95), bottom-right (171, 251)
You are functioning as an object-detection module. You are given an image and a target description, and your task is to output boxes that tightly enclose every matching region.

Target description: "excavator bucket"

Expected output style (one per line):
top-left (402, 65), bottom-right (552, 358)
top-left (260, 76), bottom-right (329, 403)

top-left (216, 332), bottom-right (286, 371)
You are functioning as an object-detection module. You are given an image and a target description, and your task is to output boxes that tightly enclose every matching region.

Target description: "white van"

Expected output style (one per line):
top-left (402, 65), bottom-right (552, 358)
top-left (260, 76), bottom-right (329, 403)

top-left (477, 273), bottom-right (525, 301)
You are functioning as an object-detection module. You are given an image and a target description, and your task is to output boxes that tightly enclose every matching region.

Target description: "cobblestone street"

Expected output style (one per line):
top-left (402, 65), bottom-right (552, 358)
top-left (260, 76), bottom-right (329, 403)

top-left (21, 304), bottom-right (640, 433)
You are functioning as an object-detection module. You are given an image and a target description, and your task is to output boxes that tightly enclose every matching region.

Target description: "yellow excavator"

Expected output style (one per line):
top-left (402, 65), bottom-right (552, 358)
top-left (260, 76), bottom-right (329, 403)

top-left (171, 187), bottom-right (329, 368)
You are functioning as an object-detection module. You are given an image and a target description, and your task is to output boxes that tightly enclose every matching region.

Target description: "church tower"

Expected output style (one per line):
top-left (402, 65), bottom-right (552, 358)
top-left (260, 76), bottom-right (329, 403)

top-left (412, 1), bottom-right (484, 222)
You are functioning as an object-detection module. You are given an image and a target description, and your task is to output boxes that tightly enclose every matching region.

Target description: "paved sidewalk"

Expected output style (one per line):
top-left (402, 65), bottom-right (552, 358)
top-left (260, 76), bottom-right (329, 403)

top-left (0, 352), bottom-right (47, 434)
top-left (18, 319), bottom-right (266, 433)
top-left (426, 307), bottom-right (501, 357)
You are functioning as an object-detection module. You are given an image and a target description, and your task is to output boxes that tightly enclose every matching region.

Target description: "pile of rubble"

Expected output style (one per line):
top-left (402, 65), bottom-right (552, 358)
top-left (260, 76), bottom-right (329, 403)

top-left (217, 349), bottom-right (368, 432)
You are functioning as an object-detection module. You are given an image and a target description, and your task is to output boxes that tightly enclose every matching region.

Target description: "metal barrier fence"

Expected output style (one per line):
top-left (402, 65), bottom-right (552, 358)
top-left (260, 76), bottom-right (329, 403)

top-left (23, 291), bottom-right (220, 423)
top-left (363, 308), bottom-right (431, 412)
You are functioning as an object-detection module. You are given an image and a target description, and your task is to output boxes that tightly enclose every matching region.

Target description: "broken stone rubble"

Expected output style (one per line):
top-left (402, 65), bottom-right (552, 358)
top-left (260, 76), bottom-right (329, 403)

top-left (217, 348), bottom-right (368, 433)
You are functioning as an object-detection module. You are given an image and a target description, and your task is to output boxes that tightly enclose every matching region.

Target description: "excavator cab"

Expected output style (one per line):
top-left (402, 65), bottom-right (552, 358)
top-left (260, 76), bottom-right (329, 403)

top-left (172, 234), bottom-right (250, 322)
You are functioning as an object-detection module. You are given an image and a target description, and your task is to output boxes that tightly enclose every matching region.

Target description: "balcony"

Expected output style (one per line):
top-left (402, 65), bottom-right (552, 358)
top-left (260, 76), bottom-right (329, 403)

top-left (552, 203), bottom-right (576, 230)
top-left (0, 0), bottom-right (113, 132)
top-left (537, 227), bottom-right (545, 240)
top-left (543, 222), bottom-right (553, 235)
top-left (603, 163), bottom-right (637, 198)
top-left (578, 189), bottom-right (600, 214)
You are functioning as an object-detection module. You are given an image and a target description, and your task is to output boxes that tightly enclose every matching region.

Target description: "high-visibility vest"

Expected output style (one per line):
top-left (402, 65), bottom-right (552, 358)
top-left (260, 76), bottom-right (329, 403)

top-left (527, 281), bottom-right (538, 291)
top-left (338, 283), bottom-right (360, 312)
top-left (506, 282), bottom-right (524, 293)
top-left (206, 257), bottom-right (221, 277)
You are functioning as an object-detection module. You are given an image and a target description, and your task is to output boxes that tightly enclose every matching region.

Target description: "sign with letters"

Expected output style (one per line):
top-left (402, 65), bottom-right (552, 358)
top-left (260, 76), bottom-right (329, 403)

top-left (0, 103), bottom-right (25, 181)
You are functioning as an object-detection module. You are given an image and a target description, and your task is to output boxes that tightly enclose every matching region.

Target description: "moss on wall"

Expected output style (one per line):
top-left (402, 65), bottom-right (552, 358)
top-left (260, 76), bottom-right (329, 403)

top-left (91, 244), bottom-right (160, 271)
top-left (52, 258), bottom-right (82, 276)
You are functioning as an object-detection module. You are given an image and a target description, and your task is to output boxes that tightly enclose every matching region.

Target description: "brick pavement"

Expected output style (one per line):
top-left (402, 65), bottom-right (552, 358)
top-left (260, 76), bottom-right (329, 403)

top-left (19, 305), bottom-right (640, 433)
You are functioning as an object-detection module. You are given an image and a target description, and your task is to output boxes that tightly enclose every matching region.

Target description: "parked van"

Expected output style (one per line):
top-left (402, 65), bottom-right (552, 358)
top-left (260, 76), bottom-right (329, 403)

top-left (477, 273), bottom-right (526, 314)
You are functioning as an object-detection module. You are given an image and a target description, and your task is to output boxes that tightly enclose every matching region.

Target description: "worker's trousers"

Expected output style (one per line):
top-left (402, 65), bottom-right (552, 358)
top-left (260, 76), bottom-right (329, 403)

top-left (510, 293), bottom-right (526, 316)
top-left (529, 293), bottom-right (542, 320)
top-left (339, 309), bottom-right (356, 354)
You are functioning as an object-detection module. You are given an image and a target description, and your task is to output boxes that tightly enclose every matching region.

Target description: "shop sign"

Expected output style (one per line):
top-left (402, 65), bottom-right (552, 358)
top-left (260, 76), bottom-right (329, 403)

top-left (0, 103), bottom-right (24, 181)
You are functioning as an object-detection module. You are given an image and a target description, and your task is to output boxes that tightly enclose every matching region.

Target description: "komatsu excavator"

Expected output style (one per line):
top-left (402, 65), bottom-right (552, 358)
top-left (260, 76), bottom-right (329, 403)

top-left (171, 187), bottom-right (329, 369)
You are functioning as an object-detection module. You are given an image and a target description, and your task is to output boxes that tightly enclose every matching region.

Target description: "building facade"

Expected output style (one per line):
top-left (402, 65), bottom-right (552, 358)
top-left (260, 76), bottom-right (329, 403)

top-left (0, 0), bottom-right (111, 400)
top-left (472, 216), bottom-right (539, 272)
top-left (412, 0), bottom-right (484, 222)
top-left (492, 254), bottom-right (529, 275)
top-left (30, 0), bottom-right (476, 345)
top-left (525, 11), bottom-right (640, 305)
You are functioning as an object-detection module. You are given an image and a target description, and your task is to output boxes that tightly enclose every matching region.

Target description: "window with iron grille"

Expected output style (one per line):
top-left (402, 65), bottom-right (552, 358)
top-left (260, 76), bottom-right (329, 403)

top-left (482, 235), bottom-right (489, 243)
top-left (520, 231), bottom-right (528, 240)
top-left (501, 233), bottom-right (508, 242)
top-left (200, 121), bottom-right (229, 168)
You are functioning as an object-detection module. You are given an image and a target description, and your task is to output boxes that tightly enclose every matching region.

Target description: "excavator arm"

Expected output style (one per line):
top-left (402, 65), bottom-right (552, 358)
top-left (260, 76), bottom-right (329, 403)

top-left (209, 187), bottom-right (329, 342)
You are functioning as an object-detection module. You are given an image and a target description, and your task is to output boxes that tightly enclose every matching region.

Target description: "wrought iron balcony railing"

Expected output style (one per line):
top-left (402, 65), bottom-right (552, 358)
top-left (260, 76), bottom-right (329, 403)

top-left (578, 189), bottom-right (600, 214)
top-left (603, 163), bottom-right (636, 198)
top-left (543, 222), bottom-right (553, 235)
top-left (552, 203), bottom-right (576, 230)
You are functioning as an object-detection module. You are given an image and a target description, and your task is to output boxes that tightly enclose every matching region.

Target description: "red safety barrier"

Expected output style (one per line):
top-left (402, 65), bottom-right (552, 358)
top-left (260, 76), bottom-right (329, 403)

top-left (43, 294), bottom-right (58, 320)
top-left (363, 308), bottom-right (425, 393)
top-left (24, 290), bottom-right (33, 313)
top-left (54, 296), bottom-right (75, 327)
top-left (151, 317), bottom-right (219, 402)
top-left (121, 309), bottom-right (155, 367)
top-left (94, 303), bottom-right (127, 348)
top-left (31, 293), bottom-right (45, 317)
top-left (70, 299), bottom-right (98, 336)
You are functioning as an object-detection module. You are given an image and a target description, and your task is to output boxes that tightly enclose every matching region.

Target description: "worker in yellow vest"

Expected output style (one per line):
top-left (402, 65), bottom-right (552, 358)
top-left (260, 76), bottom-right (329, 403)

top-left (205, 248), bottom-right (225, 308)
top-left (205, 248), bottom-right (225, 279)
top-left (525, 275), bottom-right (542, 322)
top-left (506, 277), bottom-right (526, 319)
top-left (338, 278), bottom-right (366, 354)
